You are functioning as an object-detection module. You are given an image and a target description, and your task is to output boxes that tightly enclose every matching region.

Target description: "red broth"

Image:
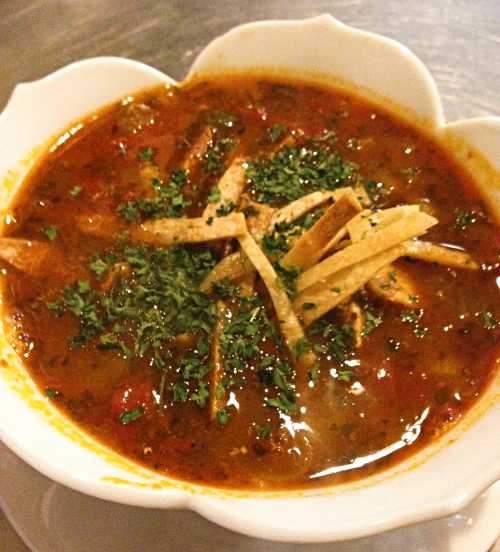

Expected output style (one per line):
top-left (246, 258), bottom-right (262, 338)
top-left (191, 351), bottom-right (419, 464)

top-left (2, 75), bottom-right (499, 490)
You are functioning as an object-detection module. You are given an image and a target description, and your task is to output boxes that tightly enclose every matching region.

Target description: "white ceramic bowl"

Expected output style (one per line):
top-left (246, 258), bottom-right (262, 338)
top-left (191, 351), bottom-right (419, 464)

top-left (0, 15), bottom-right (498, 543)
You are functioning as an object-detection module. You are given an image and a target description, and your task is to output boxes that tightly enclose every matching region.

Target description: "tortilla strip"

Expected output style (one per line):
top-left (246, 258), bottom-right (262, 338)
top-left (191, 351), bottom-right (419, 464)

top-left (294, 245), bottom-right (406, 326)
top-left (270, 192), bottom-right (336, 227)
top-left (353, 185), bottom-right (372, 207)
top-left (199, 252), bottom-right (252, 293)
top-left (367, 263), bottom-right (418, 307)
top-left (181, 126), bottom-right (213, 175)
top-left (404, 240), bottom-right (479, 269)
top-left (209, 300), bottom-right (227, 420)
top-left (341, 301), bottom-right (363, 348)
top-left (269, 187), bottom-right (356, 228)
top-left (132, 213), bottom-right (246, 246)
top-left (297, 211), bottom-right (438, 293)
top-left (0, 238), bottom-right (61, 277)
top-left (237, 231), bottom-right (316, 369)
top-left (281, 193), bottom-right (361, 270)
top-left (346, 205), bottom-right (420, 243)
top-left (203, 158), bottom-right (247, 219)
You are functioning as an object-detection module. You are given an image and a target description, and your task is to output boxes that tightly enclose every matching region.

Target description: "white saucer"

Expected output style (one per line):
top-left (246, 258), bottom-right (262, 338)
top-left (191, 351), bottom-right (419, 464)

top-left (0, 442), bottom-right (498, 552)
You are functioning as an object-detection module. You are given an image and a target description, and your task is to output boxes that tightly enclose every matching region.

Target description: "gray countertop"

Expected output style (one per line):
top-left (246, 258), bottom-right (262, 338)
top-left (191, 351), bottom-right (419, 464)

top-left (0, 1), bottom-right (499, 550)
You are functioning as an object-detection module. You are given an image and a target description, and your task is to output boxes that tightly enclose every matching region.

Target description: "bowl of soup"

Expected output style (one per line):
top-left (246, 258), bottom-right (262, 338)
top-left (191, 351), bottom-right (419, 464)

top-left (0, 15), bottom-right (498, 543)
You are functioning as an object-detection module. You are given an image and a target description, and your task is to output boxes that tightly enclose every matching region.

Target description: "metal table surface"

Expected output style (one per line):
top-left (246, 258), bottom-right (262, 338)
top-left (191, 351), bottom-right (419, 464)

top-left (0, 1), bottom-right (498, 550)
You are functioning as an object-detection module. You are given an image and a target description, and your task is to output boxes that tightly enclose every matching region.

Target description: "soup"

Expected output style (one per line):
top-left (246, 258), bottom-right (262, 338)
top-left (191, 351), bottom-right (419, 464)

top-left (1, 75), bottom-right (498, 490)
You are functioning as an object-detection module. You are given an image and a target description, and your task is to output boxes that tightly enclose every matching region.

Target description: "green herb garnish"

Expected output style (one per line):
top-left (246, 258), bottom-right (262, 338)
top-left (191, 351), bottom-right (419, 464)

top-left (42, 226), bottom-right (58, 241)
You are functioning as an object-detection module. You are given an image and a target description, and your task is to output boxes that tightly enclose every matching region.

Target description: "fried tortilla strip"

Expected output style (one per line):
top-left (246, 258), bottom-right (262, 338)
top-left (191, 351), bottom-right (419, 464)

top-left (132, 213), bottom-right (246, 246)
top-left (200, 252), bottom-right (253, 293)
top-left (269, 187), bottom-right (354, 228)
top-left (404, 240), bottom-right (479, 269)
top-left (203, 158), bottom-right (247, 219)
top-left (200, 201), bottom-right (275, 293)
top-left (209, 300), bottom-right (227, 420)
top-left (297, 211), bottom-right (438, 293)
top-left (237, 231), bottom-right (316, 369)
top-left (367, 263), bottom-right (418, 307)
top-left (281, 192), bottom-right (361, 270)
top-left (236, 200), bottom-right (276, 294)
top-left (353, 184), bottom-right (372, 208)
top-left (270, 191), bottom-right (336, 227)
top-left (346, 206), bottom-right (421, 307)
top-left (181, 126), bottom-right (213, 175)
top-left (294, 245), bottom-right (406, 326)
top-left (0, 238), bottom-right (62, 277)
top-left (346, 205), bottom-right (420, 243)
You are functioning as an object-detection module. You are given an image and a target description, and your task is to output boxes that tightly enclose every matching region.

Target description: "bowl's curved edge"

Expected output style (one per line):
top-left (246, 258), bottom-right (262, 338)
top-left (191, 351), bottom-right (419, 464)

top-left (187, 14), bottom-right (445, 127)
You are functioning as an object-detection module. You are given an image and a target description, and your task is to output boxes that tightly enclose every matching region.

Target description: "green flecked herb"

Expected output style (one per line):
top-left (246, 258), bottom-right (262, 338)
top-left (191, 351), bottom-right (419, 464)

top-left (275, 262), bottom-right (300, 297)
top-left (401, 310), bottom-right (419, 324)
top-left (255, 424), bottom-right (272, 439)
top-left (309, 320), bottom-right (354, 365)
top-left (302, 302), bottom-right (316, 310)
top-left (119, 407), bottom-right (144, 425)
top-left (215, 201), bottom-right (236, 217)
top-left (207, 186), bottom-right (221, 203)
top-left (89, 252), bottom-right (118, 279)
top-left (204, 137), bottom-right (237, 175)
top-left (138, 146), bottom-right (155, 161)
top-left (292, 337), bottom-right (310, 358)
top-left (45, 387), bottom-right (60, 399)
top-left (217, 408), bottom-right (229, 426)
top-left (42, 226), bottom-right (58, 241)
top-left (267, 123), bottom-right (286, 143)
top-left (363, 180), bottom-right (389, 203)
top-left (118, 170), bottom-right (190, 221)
top-left (454, 209), bottom-right (477, 230)
top-left (362, 308), bottom-right (383, 336)
top-left (481, 311), bottom-right (498, 330)
top-left (204, 110), bottom-right (238, 128)
top-left (246, 139), bottom-right (358, 204)
top-left (69, 185), bottom-right (83, 198)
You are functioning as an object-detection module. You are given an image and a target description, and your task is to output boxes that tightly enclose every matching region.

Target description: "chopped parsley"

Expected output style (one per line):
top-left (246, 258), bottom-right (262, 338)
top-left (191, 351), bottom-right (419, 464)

top-left (45, 387), bottom-right (60, 399)
top-left (119, 407), bottom-right (144, 425)
top-left (310, 320), bottom-right (354, 365)
top-left (481, 310), bottom-right (498, 330)
top-left (204, 110), bottom-right (238, 129)
top-left (363, 180), bottom-right (389, 203)
top-left (204, 137), bottom-right (236, 174)
top-left (454, 209), bottom-right (477, 230)
top-left (258, 356), bottom-right (297, 416)
top-left (69, 185), bottom-right (83, 198)
top-left (275, 262), bottom-right (300, 297)
top-left (215, 201), bottom-right (236, 217)
top-left (42, 225), bottom-right (58, 241)
top-left (217, 408), bottom-right (229, 425)
top-left (255, 424), bottom-right (272, 439)
top-left (207, 186), bottom-right (221, 204)
top-left (118, 170), bottom-right (190, 221)
top-left (138, 146), bottom-right (155, 161)
top-left (246, 138), bottom-right (358, 204)
top-left (48, 245), bottom-right (217, 407)
top-left (362, 308), bottom-right (383, 336)
top-left (267, 123), bottom-right (286, 143)
top-left (89, 251), bottom-right (118, 279)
